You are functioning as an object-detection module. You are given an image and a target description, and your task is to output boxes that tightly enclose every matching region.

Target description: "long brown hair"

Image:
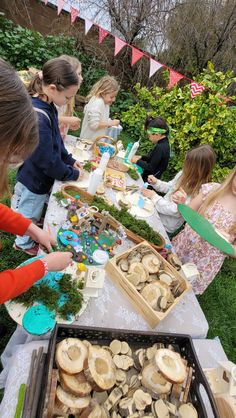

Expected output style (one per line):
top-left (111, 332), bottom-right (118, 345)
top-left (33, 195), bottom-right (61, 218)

top-left (0, 59), bottom-right (38, 197)
top-left (176, 144), bottom-right (216, 196)
top-left (199, 165), bottom-right (236, 215)
top-left (86, 75), bottom-right (119, 100)
top-left (28, 58), bottom-right (79, 101)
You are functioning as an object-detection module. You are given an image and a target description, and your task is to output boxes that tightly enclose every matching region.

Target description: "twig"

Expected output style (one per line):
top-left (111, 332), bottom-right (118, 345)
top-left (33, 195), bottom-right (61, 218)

top-left (22, 349), bottom-right (37, 418)
top-left (30, 353), bottom-right (47, 418)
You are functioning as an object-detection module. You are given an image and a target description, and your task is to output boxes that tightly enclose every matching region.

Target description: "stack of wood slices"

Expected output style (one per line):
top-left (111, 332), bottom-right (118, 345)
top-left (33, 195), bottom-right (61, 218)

top-left (106, 243), bottom-right (190, 327)
top-left (53, 337), bottom-right (198, 417)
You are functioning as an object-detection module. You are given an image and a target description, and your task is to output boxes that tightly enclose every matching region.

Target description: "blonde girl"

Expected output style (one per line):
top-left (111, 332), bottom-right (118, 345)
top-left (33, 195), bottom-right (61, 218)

top-left (172, 166), bottom-right (236, 294)
top-left (57, 54), bottom-right (83, 138)
top-left (14, 58), bottom-right (83, 254)
top-left (142, 144), bottom-right (216, 234)
top-left (80, 75), bottom-right (120, 142)
top-left (0, 58), bottom-right (72, 303)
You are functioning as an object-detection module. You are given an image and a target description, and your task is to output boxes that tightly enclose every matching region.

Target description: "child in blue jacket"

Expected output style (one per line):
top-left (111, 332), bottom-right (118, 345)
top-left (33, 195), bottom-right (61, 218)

top-left (13, 58), bottom-right (83, 254)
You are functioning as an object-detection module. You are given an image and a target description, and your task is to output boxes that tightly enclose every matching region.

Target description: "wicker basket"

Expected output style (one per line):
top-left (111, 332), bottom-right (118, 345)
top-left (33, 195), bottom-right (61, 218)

top-left (92, 135), bottom-right (117, 159)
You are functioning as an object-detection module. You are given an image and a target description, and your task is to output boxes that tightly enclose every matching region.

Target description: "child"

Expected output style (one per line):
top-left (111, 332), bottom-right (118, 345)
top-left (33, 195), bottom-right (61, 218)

top-left (0, 58), bottom-right (72, 304)
top-left (142, 144), bottom-right (216, 233)
top-left (57, 55), bottom-right (83, 139)
top-left (172, 166), bottom-right (236, 294)
top-left (80, 75), bottom-right (120, 142)
top-left (13, 58), bottom-right (83, 254)
top-left (131, 116), bottom-right (170, 182)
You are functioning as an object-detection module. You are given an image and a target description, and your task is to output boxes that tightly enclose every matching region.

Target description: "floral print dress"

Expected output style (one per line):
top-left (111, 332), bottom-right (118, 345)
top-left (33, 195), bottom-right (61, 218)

top-left (172, 183), bottom-right (236, 294)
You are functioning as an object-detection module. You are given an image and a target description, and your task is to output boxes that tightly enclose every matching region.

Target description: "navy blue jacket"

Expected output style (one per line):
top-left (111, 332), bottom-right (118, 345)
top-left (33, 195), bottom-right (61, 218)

top-left (17, 98), bottom-right (80, 194)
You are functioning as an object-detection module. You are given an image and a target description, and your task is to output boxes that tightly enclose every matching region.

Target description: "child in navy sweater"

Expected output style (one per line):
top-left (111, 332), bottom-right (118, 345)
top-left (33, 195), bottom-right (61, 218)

top-left (13, 58), bottom-right (83, 254)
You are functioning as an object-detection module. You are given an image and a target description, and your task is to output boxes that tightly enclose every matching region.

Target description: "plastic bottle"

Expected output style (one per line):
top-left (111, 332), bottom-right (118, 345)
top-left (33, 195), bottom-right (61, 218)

top-left (98, 151), bottom-right (110, 172)
top-left (127, 140), bottom-right (140, 161)
top-left (124, 143), bottom-right (133, 159)
top-left (87, 168), bottom-right (103, 195)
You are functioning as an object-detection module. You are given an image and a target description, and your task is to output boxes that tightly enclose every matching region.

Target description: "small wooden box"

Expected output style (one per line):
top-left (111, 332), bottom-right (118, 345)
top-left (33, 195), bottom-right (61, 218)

top-left (104, 167), bottom-right (126, 191)
top-left (105, 241), bottom-right (191, 328)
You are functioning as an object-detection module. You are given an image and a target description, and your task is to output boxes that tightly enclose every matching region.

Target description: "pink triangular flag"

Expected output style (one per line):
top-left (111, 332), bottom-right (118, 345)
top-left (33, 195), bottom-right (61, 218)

top-left (168, 69), bottom-right (184, 89)
top-left (71, 6), bottom-right (79, 24)
top-left (190, 82), bottom-right (205, 98)
top-left (57, 0), bottom-right (65, 15)
top-left (114, 37), bottom-right (126, 56)
top-left (131, 47), bottom-right (144, 66)
top-left (85, 19), bottom-right (93, 35)
top-left (43, 0), bottom-right (48, 4)
top-left (149, 59), bottom-right (163, 78)
top-left (99, 27), bottom-right (109, 44)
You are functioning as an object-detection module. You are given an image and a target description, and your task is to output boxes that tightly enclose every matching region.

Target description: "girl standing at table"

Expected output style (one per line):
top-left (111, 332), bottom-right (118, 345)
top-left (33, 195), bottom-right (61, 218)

top-left (172, 166), bottom-right (236, 294)
top-left (131, 116), bottom-right (170, 182)
top-left (13, 58), bottom-right (83, 255)
top-left (57, 55), bottom-right (83, 139)
top-left (0, 58), bottom-right (73, 304)
top-left (142, 144), bottom-right (216, 234)
top-left (80, 75), bottom-right (120, 142)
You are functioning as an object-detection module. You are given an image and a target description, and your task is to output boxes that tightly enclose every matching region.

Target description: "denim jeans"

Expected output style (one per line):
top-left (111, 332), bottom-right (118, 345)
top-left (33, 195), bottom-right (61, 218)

top-left (14, 182), bottom-right (47, 249)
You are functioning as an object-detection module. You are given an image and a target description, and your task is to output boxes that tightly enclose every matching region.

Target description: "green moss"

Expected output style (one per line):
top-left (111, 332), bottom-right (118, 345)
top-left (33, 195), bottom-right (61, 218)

top-left (127, 168), bottom-right (139, 180)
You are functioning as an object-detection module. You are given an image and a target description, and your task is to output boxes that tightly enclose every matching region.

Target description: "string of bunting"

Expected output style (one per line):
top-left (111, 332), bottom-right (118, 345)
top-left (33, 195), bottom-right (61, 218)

top-left (43, 0), bottom-right (230, 100)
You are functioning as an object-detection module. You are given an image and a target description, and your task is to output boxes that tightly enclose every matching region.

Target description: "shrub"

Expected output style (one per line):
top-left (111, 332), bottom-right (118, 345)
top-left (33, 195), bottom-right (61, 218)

top-left (121, 63), bottom-right (236, 180)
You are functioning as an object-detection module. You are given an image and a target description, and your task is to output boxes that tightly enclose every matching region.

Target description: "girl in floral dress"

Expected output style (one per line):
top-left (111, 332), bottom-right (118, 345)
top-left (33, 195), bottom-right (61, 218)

top-left (172, 166), bottom-right (236, 294)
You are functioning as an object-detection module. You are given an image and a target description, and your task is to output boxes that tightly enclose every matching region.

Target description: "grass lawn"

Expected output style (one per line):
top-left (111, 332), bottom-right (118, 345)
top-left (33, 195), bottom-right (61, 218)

top-left (0, 170), bottom-right (235, 364)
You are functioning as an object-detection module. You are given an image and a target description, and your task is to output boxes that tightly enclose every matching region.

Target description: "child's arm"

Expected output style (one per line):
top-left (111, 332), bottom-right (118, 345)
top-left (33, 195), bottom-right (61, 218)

top-left (152, 172), bottom-right (182, 195)
top-left (189, 192), bottom-right (204, 211)
top-left (136, 145), bottom-right (163, 174)
top-left (59, 115), bottom-right (81, 130)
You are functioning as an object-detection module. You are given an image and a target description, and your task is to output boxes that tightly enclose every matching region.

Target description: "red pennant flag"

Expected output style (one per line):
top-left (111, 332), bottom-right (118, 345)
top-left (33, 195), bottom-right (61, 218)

top-left (85, 19), bottom-right (93, 35)
top-left (190, 82), bottom-right (205, 98)
top-left (99, 27), bottom-right (109, 44)
top-left (114, 37), bottom-right (126, 56)
top-left (71, 7), bottom-right (79, 24)
top-left (149, 59), bottom-right (163, 78)
top-left (168, 69), bottom-right (184, 89)
top-left (131, 47), bottom-right (144, 66)
top-left (57, 0), bottom-right (65, 15)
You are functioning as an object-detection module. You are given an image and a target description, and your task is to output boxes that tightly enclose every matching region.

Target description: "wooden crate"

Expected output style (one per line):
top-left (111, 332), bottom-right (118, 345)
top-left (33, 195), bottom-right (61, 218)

top-left (105, 241), bottom-right (191, 328)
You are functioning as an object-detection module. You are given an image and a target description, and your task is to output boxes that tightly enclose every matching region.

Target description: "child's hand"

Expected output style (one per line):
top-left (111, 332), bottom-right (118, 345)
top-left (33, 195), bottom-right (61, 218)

top-left (141, 188), bottom-right (155, 198)
top-left (73, 161), bottom-right (83, 170)
top-left (148, 175), bottom-right (157, 185)
top-left (172, 188), bottom-right (187, 204)
top-left (42, 252), bottom-right (73, 271)
top-left (131, 155), bottom-right (141, 163)
top-left (111, 119), bottom-right (120, 127)
top-left (68, 116), bottom-right (81, 130)
top-left (26, 223), bottom-right (56, 252)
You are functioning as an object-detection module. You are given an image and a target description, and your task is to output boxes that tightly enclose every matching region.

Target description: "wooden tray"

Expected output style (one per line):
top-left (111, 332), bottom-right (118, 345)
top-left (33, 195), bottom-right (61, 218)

top-left (107, 158), bottom-right (129, 173)
top-left (104, 167), bottom-right (126, 191)
top-left (60, 185), bottom-right (165, 251)
top-left (105, 241), bottom-right (191, 328)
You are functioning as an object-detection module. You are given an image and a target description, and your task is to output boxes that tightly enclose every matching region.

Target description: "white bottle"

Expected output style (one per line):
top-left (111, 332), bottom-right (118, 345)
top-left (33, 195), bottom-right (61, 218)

top-left (128, 141), bottom-right (140, 161)
top-left (98, 151), bottom-right (110, 172)
top-left (87, 168), bottom-right (103, 195)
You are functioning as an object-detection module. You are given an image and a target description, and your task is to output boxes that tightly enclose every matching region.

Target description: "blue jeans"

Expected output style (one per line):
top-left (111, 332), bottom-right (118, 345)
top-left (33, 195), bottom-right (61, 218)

top-left (14, 182), bottom-right (47, 249)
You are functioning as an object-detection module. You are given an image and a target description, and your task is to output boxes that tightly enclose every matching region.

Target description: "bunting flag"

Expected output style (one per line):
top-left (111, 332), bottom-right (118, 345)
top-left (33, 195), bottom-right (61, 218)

top-left (70, 6), bottom-right (79, 24)
top-left (131, 47), bottom-right (144, 66)
top-left (84, 19), bottom-right (93, 35)
top-left (43, 0), bottom-right (48, 4)
top-left (99, 27), bottom-right (109, 43)
top-left (114, 37), bottom-right (126, 56)
top-left (190, 82), bottom-right (205, 98)
top-left (57, 0), bottom-right (65, 15)
top-left (149, 59), bottom-right (163, 78)
top-left (168, 70), bottom-right (184, 89)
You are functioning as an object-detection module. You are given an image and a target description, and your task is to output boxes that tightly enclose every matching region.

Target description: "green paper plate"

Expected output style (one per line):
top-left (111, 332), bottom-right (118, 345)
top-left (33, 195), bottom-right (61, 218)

top-left (178, 204), bottom-right (235, 256)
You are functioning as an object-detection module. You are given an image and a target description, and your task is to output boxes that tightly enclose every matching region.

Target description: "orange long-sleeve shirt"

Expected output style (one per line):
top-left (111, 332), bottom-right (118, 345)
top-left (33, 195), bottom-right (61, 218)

top-left (0, 204), bottom-right (45, 304)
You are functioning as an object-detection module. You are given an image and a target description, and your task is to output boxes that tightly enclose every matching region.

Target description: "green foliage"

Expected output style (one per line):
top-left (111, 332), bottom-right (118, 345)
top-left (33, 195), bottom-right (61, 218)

top-left (127, 168), bottom-right (139, 180)
top-left (0, 16), bottom-right (106, 96)
top-left (121, 64), bottom-right (236, 180)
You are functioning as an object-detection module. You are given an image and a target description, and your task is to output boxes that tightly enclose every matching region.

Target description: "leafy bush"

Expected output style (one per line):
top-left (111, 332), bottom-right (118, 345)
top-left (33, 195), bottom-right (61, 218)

top-left (121, 63), bottom-right (236, 180)
top-left (0, 16), bottom-right (106, 96)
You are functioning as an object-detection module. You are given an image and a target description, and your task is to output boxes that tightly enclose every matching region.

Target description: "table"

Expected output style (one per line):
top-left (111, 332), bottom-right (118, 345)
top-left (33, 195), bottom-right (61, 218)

top-left (42, 137), bottom-right (208, 338)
